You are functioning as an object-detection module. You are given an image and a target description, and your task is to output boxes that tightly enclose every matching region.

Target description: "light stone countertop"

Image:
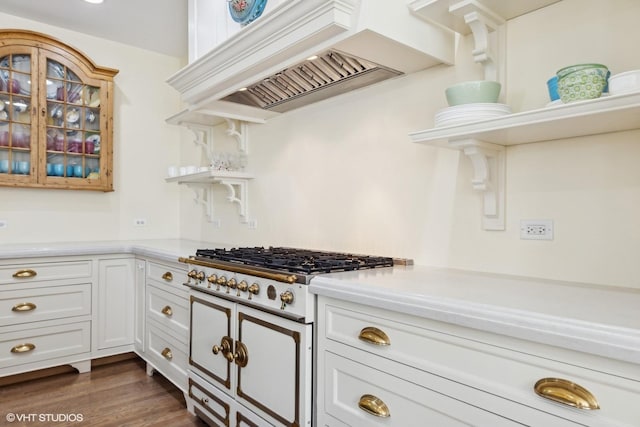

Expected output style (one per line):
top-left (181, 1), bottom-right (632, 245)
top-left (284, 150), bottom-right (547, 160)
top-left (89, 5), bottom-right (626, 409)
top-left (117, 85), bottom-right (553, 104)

top-left (309, 265), bottom-right (640, 365)
top-left (1, 240), bottom-right (638, 365)
top-left (0, 239), bottom-right (231, 265)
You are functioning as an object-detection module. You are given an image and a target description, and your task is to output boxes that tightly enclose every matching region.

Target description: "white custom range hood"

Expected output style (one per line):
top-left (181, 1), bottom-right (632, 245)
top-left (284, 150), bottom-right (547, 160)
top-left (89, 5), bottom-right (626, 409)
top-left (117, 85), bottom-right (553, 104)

top-left (167, 0), bottom-right (455, 125)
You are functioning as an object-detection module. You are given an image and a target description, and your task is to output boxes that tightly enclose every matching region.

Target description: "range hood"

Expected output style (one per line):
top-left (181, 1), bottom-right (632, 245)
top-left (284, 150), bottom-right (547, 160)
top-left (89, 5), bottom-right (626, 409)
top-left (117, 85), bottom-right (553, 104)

top-left (167, 0), bottom-right (455, 125)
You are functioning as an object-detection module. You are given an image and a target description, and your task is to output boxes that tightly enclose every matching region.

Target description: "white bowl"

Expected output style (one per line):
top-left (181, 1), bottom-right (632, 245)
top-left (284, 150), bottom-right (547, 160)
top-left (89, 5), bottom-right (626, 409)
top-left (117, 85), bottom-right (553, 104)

top-left (608, 70), bottom-right (640, 95)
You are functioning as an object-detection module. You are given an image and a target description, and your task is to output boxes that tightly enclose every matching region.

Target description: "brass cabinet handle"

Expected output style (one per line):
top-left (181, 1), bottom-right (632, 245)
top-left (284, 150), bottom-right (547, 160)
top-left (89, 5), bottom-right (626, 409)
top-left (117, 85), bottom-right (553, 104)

top-left (358, 327), bottom-right (391, 346)
top-left (161, 347), bottom-right (173, 361)
top-left (12, 302), bottom-right (37, 312)
top-left (162, 272), bottom-right (173, 282)
top-left (534, 378), bottom-right (600, 410)
top-left (161, 305), bottom-right (173, 317)
top-left (11, 343), bottom-right (36, 354)
top-left (358, 394), bottom-right (390, 418)
top-left (12, 269), bottom-right (37, 279)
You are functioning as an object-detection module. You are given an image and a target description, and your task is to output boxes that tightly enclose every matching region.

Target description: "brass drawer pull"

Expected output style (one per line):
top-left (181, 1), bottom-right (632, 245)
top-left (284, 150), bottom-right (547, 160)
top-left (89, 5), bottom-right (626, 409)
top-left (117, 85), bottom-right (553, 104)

top-left (11, 343), bottom-right (36, 354)
top-left (162, 272), bottom-right (173, 282)
top-left (358, 394), bottom-right (390, 418)
top-left (534, 378), bottom-right (600, 410)
top-left (12, 302), bottom-right (37, 312)
top-left (12, 269), bottom-right (37, 279)
top-left (161, 347), bottom-right (173, 361)
top-left (358, 327), bottom-right (391, 346)
top-left (161, 305), bottom-right (173, 317)
top-left (233, 341), bottom-right (249, 368)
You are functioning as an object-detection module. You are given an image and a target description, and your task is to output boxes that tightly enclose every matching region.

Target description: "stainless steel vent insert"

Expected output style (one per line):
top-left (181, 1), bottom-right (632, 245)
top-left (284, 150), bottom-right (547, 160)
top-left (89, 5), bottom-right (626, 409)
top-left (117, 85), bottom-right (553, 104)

top-left (222, 50), bottom-right (403, 113)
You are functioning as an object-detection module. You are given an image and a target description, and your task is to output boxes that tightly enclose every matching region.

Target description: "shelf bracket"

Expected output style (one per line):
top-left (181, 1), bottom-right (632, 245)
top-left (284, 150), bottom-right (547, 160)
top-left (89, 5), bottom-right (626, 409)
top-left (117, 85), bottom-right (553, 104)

top-left (186, 184), bottom-right (217, 223)
top-left (213, 177), bottom-right (251, 224)
top-left (186, 124), bottom-right (215, 165)
top-left (224, 118), bottom-right (249, 154)
top-left (449, 138), bottom-right (505, 230)
top-left (184, 180), bottom-right (252, 225)
top-left (449, 1), bottom-right (505, 83)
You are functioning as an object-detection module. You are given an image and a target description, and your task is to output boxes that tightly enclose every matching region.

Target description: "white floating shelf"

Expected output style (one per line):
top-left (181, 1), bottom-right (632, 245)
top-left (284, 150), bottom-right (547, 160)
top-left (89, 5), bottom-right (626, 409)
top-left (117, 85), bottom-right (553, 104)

top-left (409, 91), bottom-right (640, 231)
top-left (165, 170), bottom-right (253, 184)
top-left (409, 0), bottom-right (561, 35)
top-left (410, 91), bottom-right (640, 146)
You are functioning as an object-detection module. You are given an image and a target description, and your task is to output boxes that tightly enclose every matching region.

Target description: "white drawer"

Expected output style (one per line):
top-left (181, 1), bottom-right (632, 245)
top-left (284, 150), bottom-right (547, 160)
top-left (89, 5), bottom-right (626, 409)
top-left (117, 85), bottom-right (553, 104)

top-left (147, 283), bottom-right (189, 342)
top-left (0, 260), bottom-right (92, 285)
top-left (147, 322), bottom-right (188, 391)
top-left (322, 300), bottom-right (640, 427)
top-left (0, 321), bottom-right (91, 370)
top-left (322, 351), bottom-right (533, 427)
top-left (147, 261), bottom-right (186, 293)
top-left (0, 283), bottom-right (91, 326)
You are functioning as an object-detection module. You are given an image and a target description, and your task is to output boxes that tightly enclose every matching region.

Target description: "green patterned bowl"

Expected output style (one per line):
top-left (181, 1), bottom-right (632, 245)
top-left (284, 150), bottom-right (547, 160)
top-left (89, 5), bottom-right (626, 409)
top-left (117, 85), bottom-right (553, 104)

top-left (557, 65), bottom-right (608, 103)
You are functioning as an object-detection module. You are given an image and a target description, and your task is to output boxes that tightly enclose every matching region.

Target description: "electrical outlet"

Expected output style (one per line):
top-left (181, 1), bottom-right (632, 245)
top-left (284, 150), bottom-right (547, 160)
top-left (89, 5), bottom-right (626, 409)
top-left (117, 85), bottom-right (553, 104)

top-left (133, 218), bottom-right (147, 227)
top-left (248, 219), bottom-right (258, 230)
top-left (0, 220), bottom-right (7, 229)
top-left (520, 219), bottom-right (553, 240)
top-left (211, 219), bottom-right (221, 228)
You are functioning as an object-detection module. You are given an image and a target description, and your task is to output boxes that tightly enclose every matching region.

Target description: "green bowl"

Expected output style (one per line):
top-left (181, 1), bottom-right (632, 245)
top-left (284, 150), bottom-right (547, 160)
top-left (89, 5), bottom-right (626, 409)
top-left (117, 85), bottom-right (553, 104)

top-left (557, 63), bottom-right (607, 80)
top-left (445, 80), bottom-right (501, 106)
top-left (557, 66), bottom-right (608, 103)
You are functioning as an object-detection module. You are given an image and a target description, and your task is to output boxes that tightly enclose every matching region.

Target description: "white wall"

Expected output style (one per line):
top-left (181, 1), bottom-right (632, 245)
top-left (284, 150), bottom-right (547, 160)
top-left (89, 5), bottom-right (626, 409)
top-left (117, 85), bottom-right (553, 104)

top-left (0, 13), bottom-right (183, 243)
top-left (179, 0), bottom-right (640, 289)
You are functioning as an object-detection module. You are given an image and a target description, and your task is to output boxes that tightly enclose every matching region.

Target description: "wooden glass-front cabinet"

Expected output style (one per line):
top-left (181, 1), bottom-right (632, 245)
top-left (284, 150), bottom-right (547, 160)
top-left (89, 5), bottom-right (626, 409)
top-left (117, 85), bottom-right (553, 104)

top-left (0, 30), bottom-right (118, 191)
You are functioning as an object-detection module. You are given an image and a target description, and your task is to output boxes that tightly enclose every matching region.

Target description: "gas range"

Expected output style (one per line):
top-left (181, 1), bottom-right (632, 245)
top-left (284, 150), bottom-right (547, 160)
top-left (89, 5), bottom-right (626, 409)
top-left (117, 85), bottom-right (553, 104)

top-left (179, 246), bottom-right (408, 322)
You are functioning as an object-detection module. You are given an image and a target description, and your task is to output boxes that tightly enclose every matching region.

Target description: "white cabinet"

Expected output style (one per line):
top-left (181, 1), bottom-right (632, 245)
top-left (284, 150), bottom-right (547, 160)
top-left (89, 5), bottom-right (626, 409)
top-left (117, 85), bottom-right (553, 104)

top-left (96, 257), bottom-right (135, 354)
top-left (133, 258), bottom-right (146, 354)
top-left (316, 296), bottom-right (640, 427)
top-left (142, 259), bottom-right (190, 395)
top-left (0, 257), bottom-right (93, 377)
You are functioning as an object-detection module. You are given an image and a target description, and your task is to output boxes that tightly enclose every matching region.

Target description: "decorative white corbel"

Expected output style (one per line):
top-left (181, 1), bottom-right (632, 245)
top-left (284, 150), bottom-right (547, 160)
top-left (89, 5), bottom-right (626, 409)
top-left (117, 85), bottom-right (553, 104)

top-left (186, 184), bottom-right (216, 223)
top-left (213, 177), bottom-right (251, 223)
top-left (186, 124), bottom-right (215, 165)
top-left (449, 138), bottom-right (505, 230)
top-left (449, 1), bottom-right (506, 84)
top-left (224, 118), bottom-right (249, 154)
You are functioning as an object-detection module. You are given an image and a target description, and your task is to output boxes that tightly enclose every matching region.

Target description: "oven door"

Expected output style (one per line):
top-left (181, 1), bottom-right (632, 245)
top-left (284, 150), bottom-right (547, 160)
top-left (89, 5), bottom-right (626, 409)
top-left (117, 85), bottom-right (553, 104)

top-left (189, 293), bottom-right (312, 427)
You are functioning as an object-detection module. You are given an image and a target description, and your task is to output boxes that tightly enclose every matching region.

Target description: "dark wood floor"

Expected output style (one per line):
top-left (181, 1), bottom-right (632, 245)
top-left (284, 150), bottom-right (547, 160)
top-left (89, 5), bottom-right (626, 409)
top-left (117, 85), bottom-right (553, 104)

top-left (0, 356), bottom-right (207, 427)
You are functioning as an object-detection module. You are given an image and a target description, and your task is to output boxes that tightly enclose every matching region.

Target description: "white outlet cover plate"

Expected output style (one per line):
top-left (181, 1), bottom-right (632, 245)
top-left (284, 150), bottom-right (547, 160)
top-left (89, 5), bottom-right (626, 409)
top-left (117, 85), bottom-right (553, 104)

top-left (520, 219), bottom-right (553, 240)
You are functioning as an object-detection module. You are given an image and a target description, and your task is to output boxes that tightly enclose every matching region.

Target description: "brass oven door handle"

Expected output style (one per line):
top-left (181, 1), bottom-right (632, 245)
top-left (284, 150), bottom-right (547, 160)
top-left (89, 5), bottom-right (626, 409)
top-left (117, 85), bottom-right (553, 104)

top-left (358, 394), bottom-right (390, 418)
top-left (161, 347), bottom-right (173, 361)
top-left (11, 343), bottom-right (36, 354)
top-left (212, 336), bottom-right (233, 361)
top-left (534, 378), bottom-right (600, 410)
top-left (161, 305), bottom-right (173, 317)
top-left (358, 327), bottom-right (391, 346)
top-left (12, 269), bottom-right (37, 279)
top-left (233, 341), bottom-right (249, 368)
top-left (12, 302), bottom-right (37, 312)
top-left (162, 272), bottom-right (173, 282)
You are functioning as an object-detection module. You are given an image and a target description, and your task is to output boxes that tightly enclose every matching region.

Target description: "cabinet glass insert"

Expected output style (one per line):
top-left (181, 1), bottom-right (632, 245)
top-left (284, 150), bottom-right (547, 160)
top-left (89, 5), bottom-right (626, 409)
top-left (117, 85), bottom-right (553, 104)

top-left (0, 54), bottom-right (32, 175)
top-left (45, 59), bottom-right (101, 179)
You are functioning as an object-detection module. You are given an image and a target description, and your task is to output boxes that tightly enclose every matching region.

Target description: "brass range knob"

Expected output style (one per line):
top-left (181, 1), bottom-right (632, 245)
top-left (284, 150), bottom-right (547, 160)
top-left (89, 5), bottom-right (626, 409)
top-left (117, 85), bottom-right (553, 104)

top-left (226, 278), bottom-right (237, 294)
top-left (187, 269), bottom-right (198, 283)
top-left (207, 274), bottom-right (217, 289)
top-left (217, 276), bottom-right (227, 292)
top-left (237, 280), bottom-right (248, 296)
top-left (248, 283), bottom-right (260, 300)
top-left (187, 269), bottom-right (205, 283)
top-left (280, 290), bottom-right (294, 309)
